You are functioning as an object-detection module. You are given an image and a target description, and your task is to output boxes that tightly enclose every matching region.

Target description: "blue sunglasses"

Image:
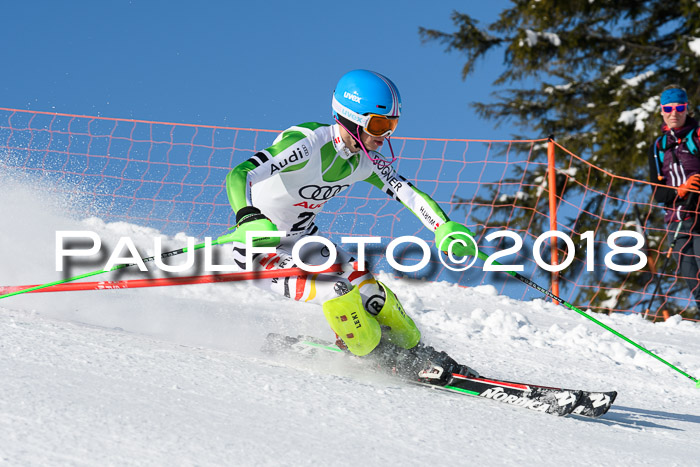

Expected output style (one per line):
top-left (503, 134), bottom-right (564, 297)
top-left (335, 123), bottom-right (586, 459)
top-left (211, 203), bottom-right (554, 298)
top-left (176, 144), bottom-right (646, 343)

top-left (661, 104), bottom-right (687, 113)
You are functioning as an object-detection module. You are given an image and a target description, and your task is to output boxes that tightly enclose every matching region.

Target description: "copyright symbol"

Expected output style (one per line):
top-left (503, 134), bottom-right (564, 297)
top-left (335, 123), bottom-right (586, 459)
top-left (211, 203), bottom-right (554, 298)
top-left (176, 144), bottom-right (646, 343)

top-left (438, 231), bottom-right (479, 272)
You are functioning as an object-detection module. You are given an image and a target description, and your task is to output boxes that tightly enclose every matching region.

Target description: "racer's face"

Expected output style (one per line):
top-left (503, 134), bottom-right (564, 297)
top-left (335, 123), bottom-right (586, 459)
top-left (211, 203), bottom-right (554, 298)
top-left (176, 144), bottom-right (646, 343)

top-left (359, 131), bottom-right (386, 152)
top-left (338, 124), bottom-right (385, 152)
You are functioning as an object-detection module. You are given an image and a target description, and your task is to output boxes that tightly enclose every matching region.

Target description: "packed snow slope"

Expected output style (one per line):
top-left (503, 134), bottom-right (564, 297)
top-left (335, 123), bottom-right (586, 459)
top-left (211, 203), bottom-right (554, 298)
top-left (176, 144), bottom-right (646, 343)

top-left (1, 177), bottom-right (700, 466)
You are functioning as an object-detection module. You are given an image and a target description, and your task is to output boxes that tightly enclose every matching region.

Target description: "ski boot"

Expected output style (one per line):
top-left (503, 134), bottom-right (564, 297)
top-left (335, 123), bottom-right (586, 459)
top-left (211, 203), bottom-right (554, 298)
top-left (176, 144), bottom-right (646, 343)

top-left (368, 339), bottom-right (479, 386)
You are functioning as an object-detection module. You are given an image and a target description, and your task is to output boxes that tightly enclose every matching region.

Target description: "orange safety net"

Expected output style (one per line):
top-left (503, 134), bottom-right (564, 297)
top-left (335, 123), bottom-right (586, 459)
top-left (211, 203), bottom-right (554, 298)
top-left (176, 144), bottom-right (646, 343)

top-left (0, 107), bottom-right (696, 322)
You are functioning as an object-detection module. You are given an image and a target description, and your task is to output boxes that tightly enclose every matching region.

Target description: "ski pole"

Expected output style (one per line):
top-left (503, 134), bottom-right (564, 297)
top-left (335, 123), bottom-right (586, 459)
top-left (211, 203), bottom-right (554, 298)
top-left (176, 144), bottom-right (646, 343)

top-left (476, 249), bottom-right (700, 387)
top-left (0, 240), bottom-right (214, 300)
top-left (0, 265), bottom-right (343, 296)
top-left (0, 230), bottom-right (267, 300)
top-left (643, 221), bottom-right (683, 319)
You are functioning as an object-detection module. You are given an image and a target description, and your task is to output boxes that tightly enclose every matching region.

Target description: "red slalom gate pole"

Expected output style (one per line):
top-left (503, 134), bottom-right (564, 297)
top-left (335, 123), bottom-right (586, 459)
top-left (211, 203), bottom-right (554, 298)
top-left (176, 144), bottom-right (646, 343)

top-left (0, 265), bottom-right (344, 295)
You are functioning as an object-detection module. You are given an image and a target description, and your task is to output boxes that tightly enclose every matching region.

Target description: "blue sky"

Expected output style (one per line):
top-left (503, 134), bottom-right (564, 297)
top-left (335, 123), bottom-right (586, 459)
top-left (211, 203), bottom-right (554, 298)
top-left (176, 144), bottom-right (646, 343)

top-left (1, 1), bottom-right (512, 140)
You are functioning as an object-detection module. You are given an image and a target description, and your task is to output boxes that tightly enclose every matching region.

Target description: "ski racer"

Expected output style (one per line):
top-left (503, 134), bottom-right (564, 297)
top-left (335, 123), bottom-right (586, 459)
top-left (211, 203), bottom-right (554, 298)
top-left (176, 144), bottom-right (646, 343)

top-left (224, 69), bottom-right (478, 383)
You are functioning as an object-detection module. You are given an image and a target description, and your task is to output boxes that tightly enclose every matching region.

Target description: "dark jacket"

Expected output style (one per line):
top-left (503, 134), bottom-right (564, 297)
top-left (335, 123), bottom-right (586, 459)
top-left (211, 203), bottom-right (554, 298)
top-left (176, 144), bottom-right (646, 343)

top-left (648, 117), bottom-right (700, 224)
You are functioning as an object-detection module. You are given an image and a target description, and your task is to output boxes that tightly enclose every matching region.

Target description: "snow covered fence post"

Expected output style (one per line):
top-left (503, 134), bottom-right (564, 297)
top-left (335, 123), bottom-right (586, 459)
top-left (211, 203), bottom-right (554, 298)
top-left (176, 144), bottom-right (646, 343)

top-left (546, 136), bottom-right (560, 298)
top-left (476, 249), bottom-right (700, 387)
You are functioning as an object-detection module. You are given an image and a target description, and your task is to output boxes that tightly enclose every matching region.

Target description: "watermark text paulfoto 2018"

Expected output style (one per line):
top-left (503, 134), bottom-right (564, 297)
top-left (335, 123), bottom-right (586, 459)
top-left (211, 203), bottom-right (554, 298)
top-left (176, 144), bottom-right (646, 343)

top-left (55, 229), bottom-right (647, 274)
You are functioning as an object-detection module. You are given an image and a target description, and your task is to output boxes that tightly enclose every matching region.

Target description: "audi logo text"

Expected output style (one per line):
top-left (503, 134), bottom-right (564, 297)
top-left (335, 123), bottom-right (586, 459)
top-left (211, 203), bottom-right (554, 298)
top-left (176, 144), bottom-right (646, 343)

top-left (298, 184), bottom-right (349, 201)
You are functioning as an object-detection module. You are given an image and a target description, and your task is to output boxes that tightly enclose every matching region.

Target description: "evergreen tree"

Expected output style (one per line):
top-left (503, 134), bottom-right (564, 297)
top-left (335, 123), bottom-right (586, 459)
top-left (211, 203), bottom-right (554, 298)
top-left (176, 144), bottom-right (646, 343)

top-left (419, 1), bottom-right (700, 316)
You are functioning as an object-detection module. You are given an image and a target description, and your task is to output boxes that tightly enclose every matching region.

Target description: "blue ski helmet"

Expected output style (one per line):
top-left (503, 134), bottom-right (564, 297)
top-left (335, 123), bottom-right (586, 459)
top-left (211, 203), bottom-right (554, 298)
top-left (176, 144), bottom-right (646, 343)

top-left (332, 70), bottom-right (402, 130)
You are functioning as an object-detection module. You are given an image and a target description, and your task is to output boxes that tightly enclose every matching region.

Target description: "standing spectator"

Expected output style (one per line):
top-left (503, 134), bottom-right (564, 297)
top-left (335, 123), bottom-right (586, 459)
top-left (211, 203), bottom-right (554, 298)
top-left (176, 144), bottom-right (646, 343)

top-left (649, 85), bottom-right (700, 308)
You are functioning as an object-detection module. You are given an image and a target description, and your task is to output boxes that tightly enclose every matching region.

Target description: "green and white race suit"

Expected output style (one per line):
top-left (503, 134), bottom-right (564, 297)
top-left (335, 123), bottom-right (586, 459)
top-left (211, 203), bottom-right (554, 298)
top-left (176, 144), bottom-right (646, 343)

top-left (225, 122), bottom-right (450, 237)
top-left (223, 122), bottom-right (451, 316)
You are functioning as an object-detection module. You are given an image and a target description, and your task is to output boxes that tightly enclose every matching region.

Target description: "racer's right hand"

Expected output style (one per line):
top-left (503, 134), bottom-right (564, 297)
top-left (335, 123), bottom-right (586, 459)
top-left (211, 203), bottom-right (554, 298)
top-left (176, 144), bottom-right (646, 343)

top-left (218, 206), bottom-right (281, 247)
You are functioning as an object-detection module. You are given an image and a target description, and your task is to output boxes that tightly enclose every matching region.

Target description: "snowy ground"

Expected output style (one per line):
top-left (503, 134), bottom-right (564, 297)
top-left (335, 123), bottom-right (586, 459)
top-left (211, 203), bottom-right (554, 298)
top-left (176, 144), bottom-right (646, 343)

top-left (2, 179), bottom-right (700, 466)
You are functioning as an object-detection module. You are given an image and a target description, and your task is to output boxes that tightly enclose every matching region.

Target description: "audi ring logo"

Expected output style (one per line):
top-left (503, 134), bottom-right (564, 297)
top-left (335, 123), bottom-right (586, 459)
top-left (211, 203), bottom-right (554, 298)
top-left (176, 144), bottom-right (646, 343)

top-left (298, 184), bottom-right (349, 201)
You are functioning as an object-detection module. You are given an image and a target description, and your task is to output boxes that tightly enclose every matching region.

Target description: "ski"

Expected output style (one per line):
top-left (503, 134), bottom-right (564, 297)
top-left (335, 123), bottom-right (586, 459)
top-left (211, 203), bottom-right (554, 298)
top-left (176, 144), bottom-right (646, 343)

top-left (438, 373), bottom-right (617, 418)
top-left (263, 333), bottom-right (617, 418)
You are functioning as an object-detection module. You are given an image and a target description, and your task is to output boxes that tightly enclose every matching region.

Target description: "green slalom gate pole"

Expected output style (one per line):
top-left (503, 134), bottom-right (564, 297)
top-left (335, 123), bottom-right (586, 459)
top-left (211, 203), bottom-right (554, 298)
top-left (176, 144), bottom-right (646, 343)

top-left (476, 250), bottom-right (700, 388)
top-left (0, 235), bottom-right (235, 301)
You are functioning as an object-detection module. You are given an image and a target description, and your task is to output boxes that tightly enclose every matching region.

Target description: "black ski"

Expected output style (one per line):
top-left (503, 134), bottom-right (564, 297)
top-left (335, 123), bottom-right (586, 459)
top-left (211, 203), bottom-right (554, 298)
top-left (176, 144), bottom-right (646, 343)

top-left (263, 333), bottom-right (617, 418)
top-left (437, 373), bottom-right (616, 418)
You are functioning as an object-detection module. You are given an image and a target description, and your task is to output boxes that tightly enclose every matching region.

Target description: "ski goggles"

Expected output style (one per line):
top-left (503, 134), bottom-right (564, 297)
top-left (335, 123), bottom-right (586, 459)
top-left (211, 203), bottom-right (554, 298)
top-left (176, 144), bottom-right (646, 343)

top-left (363, 114), bottom-right (399, 137)
top-left (332, 96), bottom-right (400, 137)
top-left (661, 104), bottom-right (687, 113)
